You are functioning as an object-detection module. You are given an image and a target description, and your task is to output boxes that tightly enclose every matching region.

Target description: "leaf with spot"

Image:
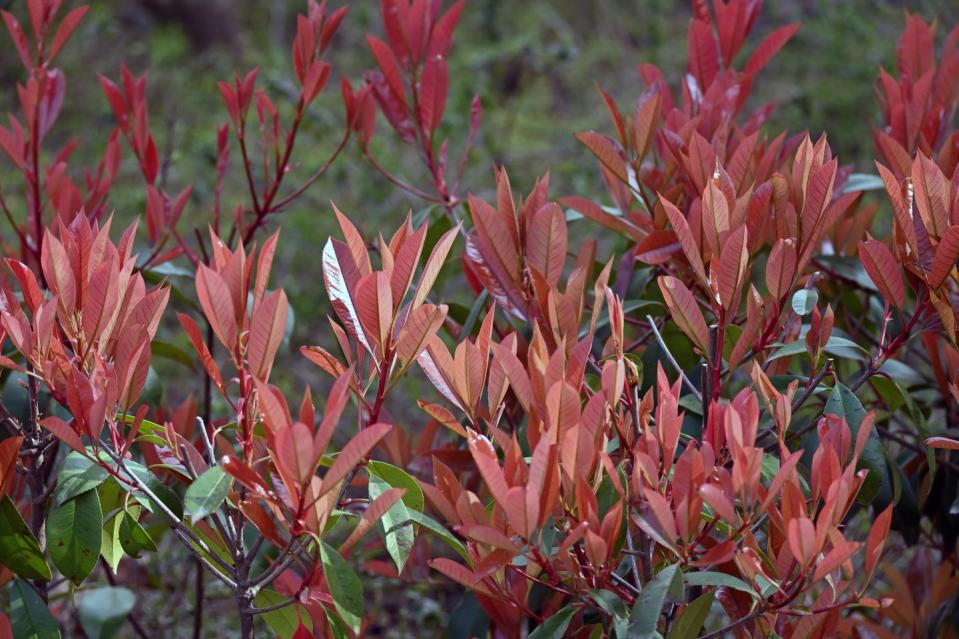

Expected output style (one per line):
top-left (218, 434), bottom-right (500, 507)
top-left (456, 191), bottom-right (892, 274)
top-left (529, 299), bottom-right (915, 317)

top-left (48, 488), bottom-right (102, 585)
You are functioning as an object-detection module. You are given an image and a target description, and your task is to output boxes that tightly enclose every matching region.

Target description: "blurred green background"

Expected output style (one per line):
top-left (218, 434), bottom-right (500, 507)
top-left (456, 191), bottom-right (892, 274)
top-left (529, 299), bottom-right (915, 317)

top-left (1, 0), bottom-right (957, 435)
top-left (1, 0), bottom-right (958, 391)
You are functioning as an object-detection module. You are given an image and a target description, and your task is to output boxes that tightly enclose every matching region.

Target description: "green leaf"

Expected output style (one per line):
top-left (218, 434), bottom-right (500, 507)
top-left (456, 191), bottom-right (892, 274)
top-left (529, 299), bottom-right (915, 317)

top-left (529, 605), bottom-right (577, 639)
top-left (666, 591), bottom-right (714, 639)
top-left (790, 289), bottom-right (818, 316)
top-left (77, 587), bottom-right (135, 639)
top-left (823, 335), bottom-right (867, 360)
top-left (0, 496), bottom-right (52, 581)
top-left (10, 579), bottom-right (60, 639)
top-left (184, 466), bottom-right (232, 522)
top-left (683, 571), bottom-right (758, 598)
top-left (628, 563), bottom-right (681, 638)
top-left (368, 474), bottom-right (414, 573)
top-left (98, 479), bottom-right (128, 573)
top-left (767, 339), bottom-right (807, 362)
top-left (824, 383), bottom-right (889, 504)
top-left (123, 459), bottom-right (183, 520)
top-left (461, 289), bottom-right (489, 337)
top-left (320, 541), bottom-right (364, 632)
top-left (48, 488), bottom-right (102, 585)
top-left (255, 589), bottom-right (312, 639)
top-left (367, 461), bottom-right (424, 511)
top-left (53, 452), bottom-right (108, 506)
top-left (405, 510), bottom-right (469, 561)
top-left (589, 589), bottom-right (629, 638)
top-left (118, 513), bottom-right (157, 557)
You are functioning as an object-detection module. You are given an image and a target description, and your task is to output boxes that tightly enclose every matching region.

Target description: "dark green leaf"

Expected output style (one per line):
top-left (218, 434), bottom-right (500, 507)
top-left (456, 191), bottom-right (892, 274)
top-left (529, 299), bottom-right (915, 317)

top-left (184, 466), bottom-right (232, 522)
top-left (48, 488), bottom-right (102, 585)
top-left (255, 589), bottom-right (312, 639)
top-left (10, 579), bottom-right (59, 639)
top-left (118, 512), bottom-right (157, 557)
top-left (0, 496), bottom-right (51, 581)
top-left (824, 383), bottom-right (889, 504)
top-left (405, 510), bottom-right (469, 561)
top-left (529, 605), bottom-right (577, 639)
top-left (628, 563), bottom-right (681, 638)
top-left (666, 591), bottom-right (714, 639)
top-left (683, 571), bottom-right (758, 598)
top-left (77, 587), bottom-right (135, 639)
top-left (53, 452), bottom-right (108, 506)
top-left (124, 460), bottom-right (183, 520)
top-left (367, 461), bottom-right (424, 511)
top-left (320, 541), bottom-right (364, 632)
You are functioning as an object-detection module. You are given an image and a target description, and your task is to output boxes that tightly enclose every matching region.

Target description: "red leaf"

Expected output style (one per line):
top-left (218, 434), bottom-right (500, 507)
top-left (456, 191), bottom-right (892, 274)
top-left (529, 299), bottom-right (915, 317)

top-left (366, 35), bottom-right (407, 106)
top-left (340, 487), bottom-right (406, 554)
top-left (178, 313), bottom-right (225, 393)
top-left (717, 226), bottom-right (748, 312)
top-left (864, 505), bottom-right (893, 578)
top-left (318, 422), bottom-right (392, 499)
top-left (418, 53), bottom-right (448, 133)
top-left (525, 203), bottom-right (567, 286)
top-left (0, 436), bottom-right (23, 493)
top-left (428, 558), bottom-right (491, 595)
top-left (765, 238), bottom-right (797, 300)
top-left (41, 416), bottom-right (84, 453)
top-left (248, 290), bottom-right (288, 380)
top-left (658, 276), bottom-right (710, 355)
top-left (411, 222), bottom-right (459, 309)
top-left (575, 131), bottom-right (628, 185)
top-left (743, 23), bottom-right (799, 77)
top-left (322, 238), bottom-right (372, 354)
top-left (196, 264), bottom-right (238, 352)
top-left (859, 240), bottom-right (906, 309)
top-left (276, 421), bottom-right (316, 489)
top-left (390, 224), bottom-right (426, 309)
top-left (395, 303), bottom-right (446, 367)
top-left (633, 230), bottom-right (680, 265)
top-left (560, 196), bottom-right (644, 242)
top-left (355, 272), bottom-right (393, 359)
top-left (929, 226), bottom-right (959, 288)
top-left (49, 6), bottom-right (89, 63)
top-left (663, 198), bottom-right (708, 289)
top-left (925, 436), bottom-right (959, 450)
top-left (687, 19), bottom-right (719, 90)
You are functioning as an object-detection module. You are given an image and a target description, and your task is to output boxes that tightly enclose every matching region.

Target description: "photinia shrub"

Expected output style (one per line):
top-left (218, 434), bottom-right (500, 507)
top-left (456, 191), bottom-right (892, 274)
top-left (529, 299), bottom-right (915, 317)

top-left (0, 0), bottom-right (957, 637)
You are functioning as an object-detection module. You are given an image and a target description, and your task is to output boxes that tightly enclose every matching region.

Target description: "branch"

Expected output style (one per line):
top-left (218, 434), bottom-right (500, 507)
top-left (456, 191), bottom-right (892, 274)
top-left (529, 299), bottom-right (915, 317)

top-left (646, 314), bottom-right (703, 403)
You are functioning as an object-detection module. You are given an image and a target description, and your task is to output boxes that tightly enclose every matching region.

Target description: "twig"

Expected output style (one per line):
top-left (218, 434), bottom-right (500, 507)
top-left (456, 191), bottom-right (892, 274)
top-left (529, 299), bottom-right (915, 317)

top-left (646, 314), bottom-right (703, 403)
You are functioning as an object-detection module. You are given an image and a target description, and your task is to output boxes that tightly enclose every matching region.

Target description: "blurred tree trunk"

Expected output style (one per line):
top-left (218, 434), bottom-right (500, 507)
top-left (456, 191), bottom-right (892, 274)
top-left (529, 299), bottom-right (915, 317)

top-left (138, 0), bottom-right (241, 52)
